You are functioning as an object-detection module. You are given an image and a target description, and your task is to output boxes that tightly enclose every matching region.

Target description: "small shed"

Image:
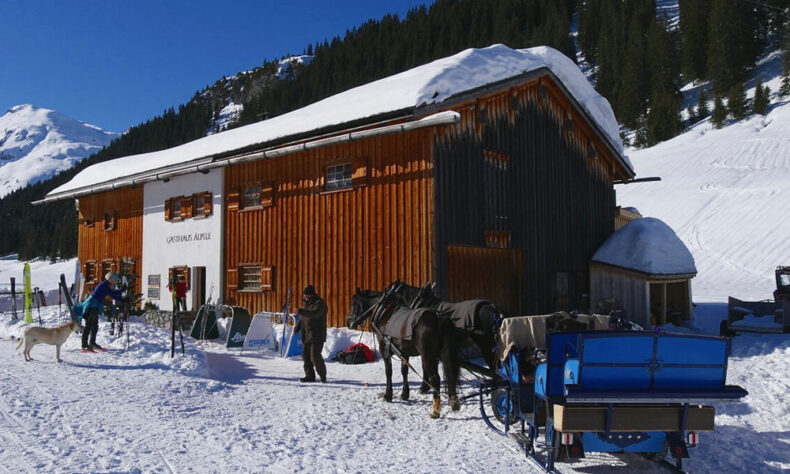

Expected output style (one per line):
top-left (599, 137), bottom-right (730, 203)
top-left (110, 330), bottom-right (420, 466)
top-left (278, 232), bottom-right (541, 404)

top-left (589, 217), bottom-right (696, 328)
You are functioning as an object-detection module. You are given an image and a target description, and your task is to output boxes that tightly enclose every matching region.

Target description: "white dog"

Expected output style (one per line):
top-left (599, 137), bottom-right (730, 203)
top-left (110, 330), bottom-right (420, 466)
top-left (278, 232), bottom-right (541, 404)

top-left (15, 321), bottom-right (82, 362)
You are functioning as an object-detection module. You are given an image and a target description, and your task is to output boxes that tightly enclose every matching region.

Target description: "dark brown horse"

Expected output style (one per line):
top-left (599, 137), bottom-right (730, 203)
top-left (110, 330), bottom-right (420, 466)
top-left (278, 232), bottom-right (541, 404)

top-left (395, 282), bottom-right (501, 371)
top-left (347, 283), bottom-right (460, 418)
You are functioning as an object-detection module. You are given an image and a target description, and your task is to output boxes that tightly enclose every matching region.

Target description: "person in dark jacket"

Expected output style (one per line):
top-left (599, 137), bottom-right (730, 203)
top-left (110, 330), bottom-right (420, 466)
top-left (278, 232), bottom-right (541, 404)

top-left (294, 285), bottom-right (328, 383)
top-left (81, 272), bottom-right (125, 351)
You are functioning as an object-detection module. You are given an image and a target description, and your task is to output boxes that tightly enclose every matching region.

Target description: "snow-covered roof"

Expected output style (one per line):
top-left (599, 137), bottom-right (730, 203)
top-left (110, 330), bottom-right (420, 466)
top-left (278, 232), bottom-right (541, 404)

top-left (592, 217), bottom-right (697, 276)
top-left (49, 44), bottom-right (629, 197)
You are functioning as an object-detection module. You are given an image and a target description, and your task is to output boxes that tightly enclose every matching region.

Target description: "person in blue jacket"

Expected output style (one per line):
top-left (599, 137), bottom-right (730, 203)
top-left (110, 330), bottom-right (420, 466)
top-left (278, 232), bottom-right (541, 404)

top-left (80, 272), bottom-right (125, 351)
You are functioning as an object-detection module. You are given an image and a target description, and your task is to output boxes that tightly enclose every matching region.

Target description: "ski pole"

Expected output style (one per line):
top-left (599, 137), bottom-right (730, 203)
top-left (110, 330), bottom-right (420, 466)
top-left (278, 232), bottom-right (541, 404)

top-left (34, 287), bottom-right (43, 326)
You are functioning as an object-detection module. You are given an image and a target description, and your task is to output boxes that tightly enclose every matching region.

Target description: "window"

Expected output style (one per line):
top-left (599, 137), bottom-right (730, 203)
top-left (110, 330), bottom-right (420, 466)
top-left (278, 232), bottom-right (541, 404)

top-left (84, 261), bottom-right (97, 284)
top-left (193, 192), bottom-right (212, 218)
top-left (83, 218), bottom-right (94, 228)
top-left (119, 258), bottom-right (135, 277)
top-left (240, 183), bottom-right (274, 210)
top-left (243, 184), bottom-right (262, 208)
top-left (101, 259), bottom-right (115, 279)
top-left (238, 264), bottom-right (274, 292)
top-left (168, 266), bottom-right (190, 289)
top-left (326, 163), bottom-right (352, 191)
top-left (103, 211), bottom-right (117, 231)
top-left (172, 199), bottom-right (182, 220)
top-left (240, 267), bottom-right (262, 290)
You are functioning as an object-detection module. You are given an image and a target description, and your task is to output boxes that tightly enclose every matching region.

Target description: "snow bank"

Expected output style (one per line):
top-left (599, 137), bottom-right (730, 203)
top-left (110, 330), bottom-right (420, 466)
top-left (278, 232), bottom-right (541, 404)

top-left (0, 306), bottom-right (209, 377)
top-left (592, 217), bottom-right (697, 275)
top-left (51, 45), bottom-right (626, 196)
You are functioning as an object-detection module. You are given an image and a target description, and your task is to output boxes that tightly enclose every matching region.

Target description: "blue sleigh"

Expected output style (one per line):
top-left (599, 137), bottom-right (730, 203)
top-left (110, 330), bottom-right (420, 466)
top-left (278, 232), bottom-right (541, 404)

top-left (478, 316), bottom-right (748, 472)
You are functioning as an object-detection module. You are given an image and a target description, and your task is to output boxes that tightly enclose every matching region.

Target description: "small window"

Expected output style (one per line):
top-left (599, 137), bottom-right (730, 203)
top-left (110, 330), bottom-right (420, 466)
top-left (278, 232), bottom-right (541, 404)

top-left (119, 258), bottom-right (135, 277)
top-left (103, 211), bottom-right (117, 231)
top-left (240, 267), bottom-right (262, 291)
top-left (193, 192), bottom-right (212, 218)
top-left (172, 199), bottom-right (182, 220)
top-left (326, 163), bottom-right (352, 191)
top-left (238, 264), bottom-right (274, 292)
top-left (83, 218), bottom-right (95, 228)
top-left (242, 184), bottom-right (262, 209)
top-left (101, 259), bottom-right (115, 279)
top-left (84, 261), bottom-right (97, 284)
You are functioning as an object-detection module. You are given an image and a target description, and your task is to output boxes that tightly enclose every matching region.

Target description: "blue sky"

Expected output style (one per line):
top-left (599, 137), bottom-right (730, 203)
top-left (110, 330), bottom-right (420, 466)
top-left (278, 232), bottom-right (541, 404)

top-left (0, 0), bottom-right (432, 132)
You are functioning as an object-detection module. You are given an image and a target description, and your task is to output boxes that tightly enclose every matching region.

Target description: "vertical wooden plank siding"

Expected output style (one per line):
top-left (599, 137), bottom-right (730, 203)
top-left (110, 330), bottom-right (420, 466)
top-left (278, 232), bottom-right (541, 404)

top-left (77, 188), bottom-right (144, 298)
top-left (433, 77), bottom-right (619, 315)
top-left (224, 130), bottom-right (435, 327)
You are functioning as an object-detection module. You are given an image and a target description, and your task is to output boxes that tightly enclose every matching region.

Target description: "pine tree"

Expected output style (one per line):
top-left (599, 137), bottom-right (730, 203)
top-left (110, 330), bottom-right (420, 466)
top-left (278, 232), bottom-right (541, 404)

top-left (752, 77), bottom-right (770, 115)
top-left (707, 0), bottom-right (760, 94)
top-left (678, 0), bottom-right (711, 80)
top-left (616, 2), bottom-right (652, 129)
top-left (696, 89), bottom-right (709, 120)
top-left (644, 14), bottom-right (682, 145)
top-left (727, 84), bottom-right (747, 121)
top-left (711, 95), bottom-right (727, 128)
top-left (781, 18), bottom-right (790, 96)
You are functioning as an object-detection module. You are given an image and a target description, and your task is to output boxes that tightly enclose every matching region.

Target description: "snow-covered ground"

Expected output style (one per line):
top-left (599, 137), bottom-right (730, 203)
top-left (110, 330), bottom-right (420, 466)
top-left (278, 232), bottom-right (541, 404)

top-left (0, 256), bottom-right (77, 312)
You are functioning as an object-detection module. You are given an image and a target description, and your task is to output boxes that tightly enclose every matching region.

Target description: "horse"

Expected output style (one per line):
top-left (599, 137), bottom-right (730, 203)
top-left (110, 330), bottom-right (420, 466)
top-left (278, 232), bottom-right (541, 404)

top-left (394, 282), bottom-right (501, 371)
top-left (347, 283), bottom-right (460, 418)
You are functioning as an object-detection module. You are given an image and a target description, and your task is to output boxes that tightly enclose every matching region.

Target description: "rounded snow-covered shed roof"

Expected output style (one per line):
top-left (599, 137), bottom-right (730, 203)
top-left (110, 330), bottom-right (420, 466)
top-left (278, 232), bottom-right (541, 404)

top-left (592, 217), bottom-right (696, 276)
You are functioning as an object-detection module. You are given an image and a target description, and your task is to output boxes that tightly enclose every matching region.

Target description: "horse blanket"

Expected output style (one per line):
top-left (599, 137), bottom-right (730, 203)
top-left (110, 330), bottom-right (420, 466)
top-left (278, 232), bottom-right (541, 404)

top-left (435, 300), bottom-right (493, 333)
top-left (379, 306), bottom-right (433, 341)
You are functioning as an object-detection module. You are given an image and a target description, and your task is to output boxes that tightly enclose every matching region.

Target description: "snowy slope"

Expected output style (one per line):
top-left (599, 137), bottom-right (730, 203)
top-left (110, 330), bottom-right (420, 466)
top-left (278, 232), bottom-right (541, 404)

top-left (617, 102), bottom-right (790, 301)
top-left (0, 105), bottom-right (117, 197)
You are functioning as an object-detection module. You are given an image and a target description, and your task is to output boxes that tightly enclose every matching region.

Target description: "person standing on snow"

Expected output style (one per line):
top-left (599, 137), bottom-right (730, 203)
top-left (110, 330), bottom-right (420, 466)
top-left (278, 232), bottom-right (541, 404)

top-left (294, 285), bottom-right (328, 383)
top-left (168, 274), bottom-right (188, 311)
top-left (81, 272), bottom-right (125, 351)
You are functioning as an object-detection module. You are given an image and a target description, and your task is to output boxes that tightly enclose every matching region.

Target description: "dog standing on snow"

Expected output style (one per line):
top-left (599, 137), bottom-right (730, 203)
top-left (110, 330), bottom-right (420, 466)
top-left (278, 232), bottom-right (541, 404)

top-left (15, 321), bottom-right (82, 362)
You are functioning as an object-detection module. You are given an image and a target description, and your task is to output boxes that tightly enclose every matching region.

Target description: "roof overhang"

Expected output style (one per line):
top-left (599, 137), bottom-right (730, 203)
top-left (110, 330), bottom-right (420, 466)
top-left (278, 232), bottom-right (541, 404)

top-left (33, 111), bottom-right (460, 205)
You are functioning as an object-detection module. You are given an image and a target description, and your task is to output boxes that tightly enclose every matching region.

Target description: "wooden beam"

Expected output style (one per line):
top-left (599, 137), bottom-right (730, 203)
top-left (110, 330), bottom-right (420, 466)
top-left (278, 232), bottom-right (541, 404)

top-left (554, 404), bottom-right (716, 432)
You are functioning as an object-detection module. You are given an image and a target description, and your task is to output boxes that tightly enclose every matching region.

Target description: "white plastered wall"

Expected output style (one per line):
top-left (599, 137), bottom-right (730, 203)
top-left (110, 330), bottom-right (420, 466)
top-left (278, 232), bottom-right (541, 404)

top-left (141, 169), bottom-right (224, 311)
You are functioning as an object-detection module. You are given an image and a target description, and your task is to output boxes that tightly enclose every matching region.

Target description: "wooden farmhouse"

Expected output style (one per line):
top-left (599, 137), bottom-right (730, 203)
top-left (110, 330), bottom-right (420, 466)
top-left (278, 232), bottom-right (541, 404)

top-left (37, 45), bottom-right (635, 327)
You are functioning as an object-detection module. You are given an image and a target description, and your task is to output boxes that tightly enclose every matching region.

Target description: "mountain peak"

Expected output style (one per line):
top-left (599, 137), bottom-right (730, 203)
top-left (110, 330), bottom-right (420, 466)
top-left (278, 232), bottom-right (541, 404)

top-left (0, 105), bottom-right (117, 197)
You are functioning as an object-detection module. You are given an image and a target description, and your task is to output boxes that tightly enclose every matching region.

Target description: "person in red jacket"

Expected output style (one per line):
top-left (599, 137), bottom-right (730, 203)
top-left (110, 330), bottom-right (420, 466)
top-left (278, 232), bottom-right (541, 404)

top-left (168, 275), bottom-right (188, 311)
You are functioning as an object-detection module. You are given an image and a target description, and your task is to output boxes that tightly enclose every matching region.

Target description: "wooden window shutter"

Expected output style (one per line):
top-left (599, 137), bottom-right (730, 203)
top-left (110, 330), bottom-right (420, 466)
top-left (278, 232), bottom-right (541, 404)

top-left (184, 267), bottom-right (191, 289)
top-left (227, 189), bottom-right (240, 211)
top-left (352, 157), bottom-right (369, 187)
top-left (181, 196), bottom-right (193, 219)
top-left (112, 211), bottom-right (118, 231)
top-left (261, 184), bottom-right (275, 208)
top-left (203, 192), bottom-right (213, 217)
top-left (168, 267), bottom-right (174, 288)
top-left (227, 268), bottom-right (238, 291)
top-left (165, 199), bottom-right (172, 221)
top-left (261, 266), bottom-right (274, 291)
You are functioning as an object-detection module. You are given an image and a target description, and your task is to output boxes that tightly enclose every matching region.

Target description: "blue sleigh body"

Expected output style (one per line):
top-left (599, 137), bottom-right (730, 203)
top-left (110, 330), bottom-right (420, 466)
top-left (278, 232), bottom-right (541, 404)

top-left (480, 329), bottom-right (748, 471)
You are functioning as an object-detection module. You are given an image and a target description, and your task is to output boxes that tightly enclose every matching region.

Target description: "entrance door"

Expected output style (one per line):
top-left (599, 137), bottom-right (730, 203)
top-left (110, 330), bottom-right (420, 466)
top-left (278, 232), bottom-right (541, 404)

top-left (191, 266), bottom-right (206, 310)
top-left (446, 245), bottom-right (522, 315)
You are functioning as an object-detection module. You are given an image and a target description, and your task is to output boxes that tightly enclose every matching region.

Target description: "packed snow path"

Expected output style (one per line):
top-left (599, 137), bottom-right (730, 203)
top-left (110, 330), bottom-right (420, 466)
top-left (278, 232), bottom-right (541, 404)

top-left (1, 308), bottom-right (787, 472)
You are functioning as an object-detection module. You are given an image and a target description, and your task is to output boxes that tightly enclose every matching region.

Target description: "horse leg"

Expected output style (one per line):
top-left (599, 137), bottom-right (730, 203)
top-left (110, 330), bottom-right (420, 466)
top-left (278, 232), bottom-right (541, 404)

top-left (400, 357), bottom-right (410, 400)
top-left (383, 355), bottom-right (393, 403)
top-left (419, 359), bottom-right (433, 394)
top-left (428, 360), bottom-right (441, 419)
top-left (442, 342), bottom-right (461, 412)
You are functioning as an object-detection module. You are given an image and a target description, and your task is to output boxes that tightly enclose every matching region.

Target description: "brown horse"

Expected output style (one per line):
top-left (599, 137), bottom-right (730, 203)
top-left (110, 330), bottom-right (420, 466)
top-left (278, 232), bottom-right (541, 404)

top-left (347, 284), bottom-right (460, 418)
